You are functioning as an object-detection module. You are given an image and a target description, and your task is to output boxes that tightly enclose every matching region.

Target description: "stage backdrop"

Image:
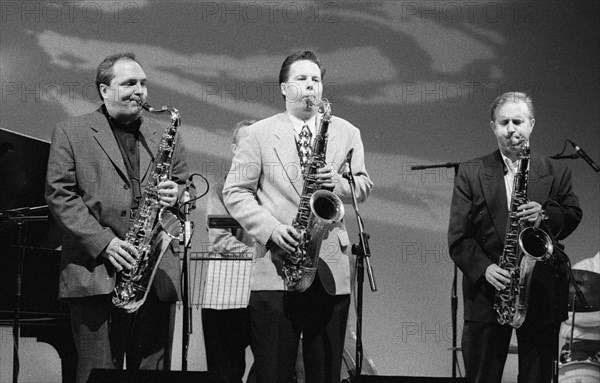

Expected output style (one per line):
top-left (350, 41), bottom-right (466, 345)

top-left (1, 0), bottom-right (598, 379)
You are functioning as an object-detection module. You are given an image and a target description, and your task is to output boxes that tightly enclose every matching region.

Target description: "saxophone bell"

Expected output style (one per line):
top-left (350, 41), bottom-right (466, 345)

top-left (518, 212), bottom-right (553, 261)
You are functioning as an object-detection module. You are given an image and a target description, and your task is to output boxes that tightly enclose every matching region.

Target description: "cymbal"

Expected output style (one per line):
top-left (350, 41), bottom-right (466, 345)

top-left (568, 269), bottom-right (600, 312)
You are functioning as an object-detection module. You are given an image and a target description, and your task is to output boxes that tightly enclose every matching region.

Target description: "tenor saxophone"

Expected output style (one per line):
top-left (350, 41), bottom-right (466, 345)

top-left (112, 101), bottom-right (183, 313)
top-left (282, 97), bottom-right (345, 292)
top-left (493, 140), bottom-right (553, 328)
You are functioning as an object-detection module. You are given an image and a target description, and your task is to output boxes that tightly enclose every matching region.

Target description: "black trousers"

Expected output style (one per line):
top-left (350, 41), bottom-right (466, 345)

top-left (462, 320), bottom-right (560, 383)
top-left (69, 291), bottom-right (175, 383)
top-left (248, 277), bottom-right (350, 383)
top-left (201, 308), bottom-right (254, 383)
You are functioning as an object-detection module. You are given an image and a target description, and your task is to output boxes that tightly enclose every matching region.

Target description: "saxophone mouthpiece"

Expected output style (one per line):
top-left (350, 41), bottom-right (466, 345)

top-left (136, 100), bottom-right (152, 112)
top-left (305, 97), bottom-right (329, 114)
top-left (305, 96), bottom-right (318, 107)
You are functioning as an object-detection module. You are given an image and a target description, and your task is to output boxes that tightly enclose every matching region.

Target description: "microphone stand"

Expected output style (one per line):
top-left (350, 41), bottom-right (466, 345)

top-left (342, 162), bottom-right (377, 382)
top-left (410, 162), bottom-right (461, 379)
top-left (180, 187), bottom-right (194, 371)
top-left (0, 207), bottom-right (48, 383)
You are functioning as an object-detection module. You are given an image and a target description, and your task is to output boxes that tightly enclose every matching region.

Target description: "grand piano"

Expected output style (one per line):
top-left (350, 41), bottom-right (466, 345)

top-left (0, 128), bottom-right (76, 383)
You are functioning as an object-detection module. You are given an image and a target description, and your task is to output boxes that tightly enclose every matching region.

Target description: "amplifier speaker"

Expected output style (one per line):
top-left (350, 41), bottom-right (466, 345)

top-left (87, 369), bottom-right (225, 383)
top-left (355, 376), bottom-right (468, 383)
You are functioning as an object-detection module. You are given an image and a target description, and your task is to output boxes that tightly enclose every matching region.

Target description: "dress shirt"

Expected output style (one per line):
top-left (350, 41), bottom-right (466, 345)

top-left (500, 151), bottom-right (520, 210)
top-left (287, 112), bottom-right (317, 146)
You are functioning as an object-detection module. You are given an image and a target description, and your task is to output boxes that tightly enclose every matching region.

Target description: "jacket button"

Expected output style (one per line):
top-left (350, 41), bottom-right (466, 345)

top-left (120, 211), bottom-right (126, 217)
top-left (123, 184), bottom-right (129, 189)
top-left (479, 210), bottom-right (484, 215)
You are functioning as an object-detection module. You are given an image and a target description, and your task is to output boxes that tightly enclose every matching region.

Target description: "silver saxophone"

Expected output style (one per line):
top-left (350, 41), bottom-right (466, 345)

top-left (493, 140), bottom-right (554, 328)
top-left (112, 101), bottom-right (183, 313)
top-left (282, 97), bottom-right (345, 292)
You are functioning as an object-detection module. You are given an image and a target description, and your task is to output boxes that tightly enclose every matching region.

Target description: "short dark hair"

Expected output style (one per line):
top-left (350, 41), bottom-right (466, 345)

top-left (232, 119), bottom-right (257, 145)
top-left (95, 52), bottom-right (141, 100)
top-left (490, 92), bottom-right (535, 121)
top-left (278, 51), bottom-right (325, 101)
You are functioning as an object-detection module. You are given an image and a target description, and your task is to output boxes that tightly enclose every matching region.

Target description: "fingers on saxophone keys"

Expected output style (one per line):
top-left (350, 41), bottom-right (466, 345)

top-left (115, 244), bottom-right (136, 270)
top-left (495, 280), bottom-right (509, 291)
top-left (108, 257), bottom-right (123, 272)
top-left (496, 275), bottom-right (511, 291)
top-left (282, 228), bottom-right (300, 252)
top-left (282, 239), bottom-right (298, 253)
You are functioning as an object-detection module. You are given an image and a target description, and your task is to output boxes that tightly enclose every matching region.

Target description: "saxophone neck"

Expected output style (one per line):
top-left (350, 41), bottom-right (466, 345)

top-left (138, 101), bottom-right (180, 128)
top-left (306, 97), bottom-right (331, 118)
top-left (519, 140), bottom-right (530, 158)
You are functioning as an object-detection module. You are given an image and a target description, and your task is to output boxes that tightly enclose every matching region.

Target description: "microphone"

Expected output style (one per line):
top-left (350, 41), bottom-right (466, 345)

top-left (570, 141), bottom-right (600, 172)
top-left (180, 175), bottom-right (194, 247)
top-left (182, 174), bottom-right (195, 211)
top-left (342, 148), bottom-right (354, 177)
top-left (184, 174), bottom-right (194, 190)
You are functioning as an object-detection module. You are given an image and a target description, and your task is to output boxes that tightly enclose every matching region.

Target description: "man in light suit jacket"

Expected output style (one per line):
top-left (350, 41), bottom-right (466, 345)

top-left (448, 92), bottom-right (582, 383)
top-left (45, 52), bottom-right (191, 383)
top-left (223, 51), bottom-right (373, 383)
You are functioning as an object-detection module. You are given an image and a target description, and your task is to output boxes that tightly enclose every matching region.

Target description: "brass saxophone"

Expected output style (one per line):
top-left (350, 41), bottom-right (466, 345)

top-left (282, 97), bottom-right (345, 292)
top-left (112, 101), bottom-right (183, 313)
top-left (493, 140), bottom-right (553, 328)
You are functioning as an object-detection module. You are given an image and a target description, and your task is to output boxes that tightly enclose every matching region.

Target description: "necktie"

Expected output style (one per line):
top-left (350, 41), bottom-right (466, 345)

top-left (296, 125), bottom-right (312, 175)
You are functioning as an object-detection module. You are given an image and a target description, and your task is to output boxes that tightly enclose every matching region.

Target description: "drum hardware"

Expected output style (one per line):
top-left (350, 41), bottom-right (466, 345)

top-left (559, 361), bottom-right (600, 383)
top-left (562, 269), bottom-right (599, 376)
top-left (568, 270), bottom-right (600, 312)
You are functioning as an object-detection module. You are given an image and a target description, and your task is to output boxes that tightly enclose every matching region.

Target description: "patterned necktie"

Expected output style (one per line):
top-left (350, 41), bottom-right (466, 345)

top-left (296, 124), bottom-right (312, 175)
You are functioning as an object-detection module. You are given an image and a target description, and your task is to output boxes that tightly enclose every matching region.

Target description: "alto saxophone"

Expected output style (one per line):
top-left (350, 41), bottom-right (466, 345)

top-left (282, 97), bottom-right (345, 292)
top-left (112, 101), bottom-right (183, 313)
top-left (493, 140), bottom-right (553, 328)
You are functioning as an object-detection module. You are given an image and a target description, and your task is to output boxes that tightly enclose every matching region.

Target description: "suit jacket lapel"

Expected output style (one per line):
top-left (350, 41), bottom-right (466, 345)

top-left (139, 117), bottom-right (159, 183)
top-left (90, 109), bottom-right (129, 185)
top-left (324, 124), bottom-right (340, 170)
top-left (480, 150), bottom-right (509, 242)
top-left (274, 114), bottom-right (303, 196)
top-left (527, 154), bottom-right (553, 205)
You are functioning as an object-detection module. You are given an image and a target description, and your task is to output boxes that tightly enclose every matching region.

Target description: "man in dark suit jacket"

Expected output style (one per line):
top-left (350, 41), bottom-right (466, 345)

top-left (45, 52), bottom-right (191, 383)
top-left (448, 92), bottom-right (582, 383)
top-left (223, 51), bottom-right (373, 383)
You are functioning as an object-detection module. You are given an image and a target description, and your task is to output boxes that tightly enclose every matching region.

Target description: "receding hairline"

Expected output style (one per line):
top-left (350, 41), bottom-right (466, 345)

top-left (490, 92), bottom-right (535, 121)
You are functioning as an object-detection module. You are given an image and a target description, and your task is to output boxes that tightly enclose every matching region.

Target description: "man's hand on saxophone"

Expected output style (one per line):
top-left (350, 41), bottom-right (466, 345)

top-left (315, 164), bottom-right (336, 189)
top-left (102, 238), bottom-right (137, 272)
top-left (485, 264), bottom-right (511, 291)
top-left (270, 224), bottom-right (300, 253)
top-left (157, 180), bottom-right (178, 207)
top-left (516, 200), bottom-right (543, 222)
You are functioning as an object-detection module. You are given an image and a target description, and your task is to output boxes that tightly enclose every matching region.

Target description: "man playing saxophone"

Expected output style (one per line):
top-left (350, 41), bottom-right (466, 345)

top-left (45, 52), bottom-right (191, 383)
top-left (223, 50), bottom-right (373, 383)
top-left (448, 92), bottom-right (582, 383)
